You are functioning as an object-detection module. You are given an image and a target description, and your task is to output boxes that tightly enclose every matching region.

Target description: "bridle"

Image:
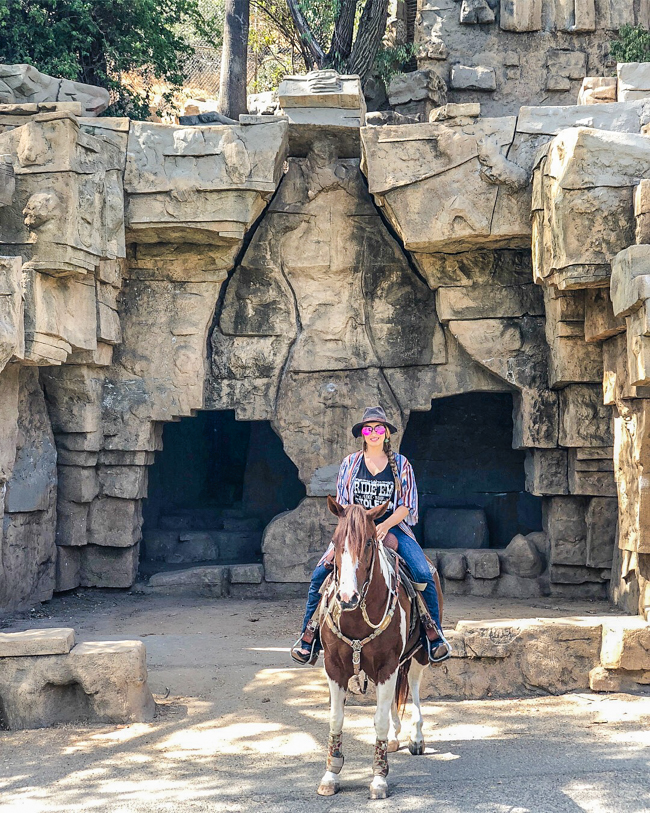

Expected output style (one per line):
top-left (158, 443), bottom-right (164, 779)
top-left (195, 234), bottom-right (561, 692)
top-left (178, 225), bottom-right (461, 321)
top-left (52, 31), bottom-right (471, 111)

top-left (321, 531), bottom-right (401, 675)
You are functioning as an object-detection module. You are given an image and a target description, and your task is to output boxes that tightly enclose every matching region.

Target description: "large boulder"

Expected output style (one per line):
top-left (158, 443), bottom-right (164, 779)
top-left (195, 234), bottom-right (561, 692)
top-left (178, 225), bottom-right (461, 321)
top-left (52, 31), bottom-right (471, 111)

top-left (500, 533), bottom-right (545, 578)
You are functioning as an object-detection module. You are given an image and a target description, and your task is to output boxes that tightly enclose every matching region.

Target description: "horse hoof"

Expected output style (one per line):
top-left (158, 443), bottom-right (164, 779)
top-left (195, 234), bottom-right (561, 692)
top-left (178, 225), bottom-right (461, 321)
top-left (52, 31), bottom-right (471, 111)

top-left (317, 781), bottom-right (339, 797)
top-left (387, 738), bottom-right (400, 753)
top-left (408, 739), bottom-right (425, 756)
top-left (369, 777), bottom-right (389, 800)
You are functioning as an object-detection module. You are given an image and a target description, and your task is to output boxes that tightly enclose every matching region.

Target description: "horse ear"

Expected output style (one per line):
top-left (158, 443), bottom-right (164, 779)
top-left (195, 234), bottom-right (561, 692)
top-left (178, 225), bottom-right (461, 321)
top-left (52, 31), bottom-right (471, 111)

top-left (367, 501), bottom-right (390, 522)
top-left (327, 495), bottom-right (345, 517)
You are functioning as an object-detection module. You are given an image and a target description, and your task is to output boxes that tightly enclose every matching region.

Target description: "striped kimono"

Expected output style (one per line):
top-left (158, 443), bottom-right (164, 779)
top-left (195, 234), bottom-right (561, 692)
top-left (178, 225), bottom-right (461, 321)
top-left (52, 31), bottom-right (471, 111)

top-left (318, 452), bottom-right (418, 566)
top-left (332, 450), bottom-right (419, 537)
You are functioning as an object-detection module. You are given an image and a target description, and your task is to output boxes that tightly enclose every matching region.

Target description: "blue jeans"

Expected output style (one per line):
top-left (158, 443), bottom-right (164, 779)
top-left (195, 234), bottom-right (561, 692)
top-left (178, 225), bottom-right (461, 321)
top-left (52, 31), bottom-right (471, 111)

top-left (300, 526), bottom-right (442, 635)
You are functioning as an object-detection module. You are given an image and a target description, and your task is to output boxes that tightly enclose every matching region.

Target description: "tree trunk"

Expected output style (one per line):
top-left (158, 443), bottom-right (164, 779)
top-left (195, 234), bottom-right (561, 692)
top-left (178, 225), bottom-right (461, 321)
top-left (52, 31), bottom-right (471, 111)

top-left (348, 0), bottom-right (389, 82)
top-left (286, 0), bottom-right (326, 69)
top-left (328, 0), bottom-right (357, 69)
top-left (218, 0), bottom-right (250, 120)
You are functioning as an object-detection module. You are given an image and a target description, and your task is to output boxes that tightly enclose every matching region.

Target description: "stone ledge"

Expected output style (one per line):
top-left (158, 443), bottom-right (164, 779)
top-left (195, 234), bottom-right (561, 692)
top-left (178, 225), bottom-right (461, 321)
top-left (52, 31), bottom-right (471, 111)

top-left (0, 636), bottom-right (155, 729)
top-left (0, 628), bottom-right (75, 657)
top-left (589, 665), bottom-right (650, 693)
top-left (422, 615), bottom-right (603, 699)
top-left (600, 617), bottom-right (650, 671)
top-left (353, 615), bottom-right (644, 702)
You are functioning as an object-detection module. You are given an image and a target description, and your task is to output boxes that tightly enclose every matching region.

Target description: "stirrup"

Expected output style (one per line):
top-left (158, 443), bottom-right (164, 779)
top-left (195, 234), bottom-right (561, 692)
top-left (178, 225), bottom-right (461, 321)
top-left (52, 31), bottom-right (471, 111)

top-left (425, 634), bottom-right (452, 664)
top-left (291, 636), bottom-right (320, 666)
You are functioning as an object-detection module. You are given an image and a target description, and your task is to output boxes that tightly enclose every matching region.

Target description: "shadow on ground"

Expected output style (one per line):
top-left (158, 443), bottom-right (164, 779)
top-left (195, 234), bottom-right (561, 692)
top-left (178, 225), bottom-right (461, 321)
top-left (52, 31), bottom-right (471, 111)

top-left (0, 592), bottom-right (647, 812)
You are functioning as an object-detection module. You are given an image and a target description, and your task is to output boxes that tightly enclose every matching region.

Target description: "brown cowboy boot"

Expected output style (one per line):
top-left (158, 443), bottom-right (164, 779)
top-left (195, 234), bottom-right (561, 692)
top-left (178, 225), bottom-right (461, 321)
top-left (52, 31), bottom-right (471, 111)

top-left (422, 616), bottom-right (452, 664)
top-left (291, 619), bottom-right (321, 665)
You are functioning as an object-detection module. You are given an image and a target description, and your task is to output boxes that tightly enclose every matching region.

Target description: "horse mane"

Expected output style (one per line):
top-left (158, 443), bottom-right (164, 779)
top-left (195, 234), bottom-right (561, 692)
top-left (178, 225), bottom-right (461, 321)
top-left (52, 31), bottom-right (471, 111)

top-left (334, 504), bottom-right (374, 558)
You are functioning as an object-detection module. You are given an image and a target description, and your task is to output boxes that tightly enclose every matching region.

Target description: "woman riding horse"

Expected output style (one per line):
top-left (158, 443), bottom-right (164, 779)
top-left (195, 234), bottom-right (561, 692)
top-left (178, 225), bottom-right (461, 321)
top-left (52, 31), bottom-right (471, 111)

top-left (291, 405), bottom-right (451, 665)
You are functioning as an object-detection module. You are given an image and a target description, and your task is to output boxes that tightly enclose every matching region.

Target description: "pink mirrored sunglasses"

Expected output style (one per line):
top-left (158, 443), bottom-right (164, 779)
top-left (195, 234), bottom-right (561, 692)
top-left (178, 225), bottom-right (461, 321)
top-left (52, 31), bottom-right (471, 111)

top-left (361, 425), bottom-right (387, 437)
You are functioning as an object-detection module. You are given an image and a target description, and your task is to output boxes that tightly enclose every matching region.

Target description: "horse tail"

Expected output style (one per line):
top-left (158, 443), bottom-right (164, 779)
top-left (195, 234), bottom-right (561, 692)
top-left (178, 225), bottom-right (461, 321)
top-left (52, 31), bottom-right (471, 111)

top-left (395, 660), bottom-right (411, 717)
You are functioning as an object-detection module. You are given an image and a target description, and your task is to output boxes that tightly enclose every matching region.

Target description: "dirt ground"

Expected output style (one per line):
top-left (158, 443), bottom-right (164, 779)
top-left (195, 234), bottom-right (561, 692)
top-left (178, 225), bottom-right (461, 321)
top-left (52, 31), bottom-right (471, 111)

top-left (0, 590), bottom-right (648, 812)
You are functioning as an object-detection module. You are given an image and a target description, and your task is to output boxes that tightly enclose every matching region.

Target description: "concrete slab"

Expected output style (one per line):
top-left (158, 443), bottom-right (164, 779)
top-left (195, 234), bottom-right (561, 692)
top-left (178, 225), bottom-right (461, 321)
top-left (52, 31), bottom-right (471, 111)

top-left (0, 627), bottom-right (75, 657)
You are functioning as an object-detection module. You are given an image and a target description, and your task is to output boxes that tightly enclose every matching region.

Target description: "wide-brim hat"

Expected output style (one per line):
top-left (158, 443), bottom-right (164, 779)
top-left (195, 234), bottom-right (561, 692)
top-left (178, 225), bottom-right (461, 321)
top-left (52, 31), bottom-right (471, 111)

top-left (352, 406), bottom-right (398, 438)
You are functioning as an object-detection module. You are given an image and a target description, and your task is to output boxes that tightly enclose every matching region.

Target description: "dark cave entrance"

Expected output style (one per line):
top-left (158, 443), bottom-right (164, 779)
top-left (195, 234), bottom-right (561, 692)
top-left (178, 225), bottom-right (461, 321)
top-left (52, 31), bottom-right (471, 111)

top-left (401, 392), bottom-right (543, 550)
top-left (141, 411), bottom-right (305, 572)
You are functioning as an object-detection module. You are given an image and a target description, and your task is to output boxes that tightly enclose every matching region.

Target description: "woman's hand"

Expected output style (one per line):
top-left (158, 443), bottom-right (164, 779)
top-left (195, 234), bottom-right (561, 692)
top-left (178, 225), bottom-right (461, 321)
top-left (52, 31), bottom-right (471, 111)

top-left (375, 521), bottom-right (393, 542)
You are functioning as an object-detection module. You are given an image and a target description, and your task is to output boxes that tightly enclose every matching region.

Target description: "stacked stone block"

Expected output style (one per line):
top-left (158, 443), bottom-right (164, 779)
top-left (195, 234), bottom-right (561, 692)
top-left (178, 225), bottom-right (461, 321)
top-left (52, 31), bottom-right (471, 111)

top-left (0, 77), bottom-right (291, 609)
top-left (0, 626), bottom-right (155, 729)
top-left (415, 0), bottom-right (650, 116)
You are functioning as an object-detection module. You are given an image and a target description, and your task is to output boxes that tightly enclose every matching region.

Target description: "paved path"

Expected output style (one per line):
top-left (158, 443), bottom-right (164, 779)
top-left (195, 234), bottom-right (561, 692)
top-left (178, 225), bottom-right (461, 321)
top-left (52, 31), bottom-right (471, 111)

top-left (0, 592), bottom-right (647, 812)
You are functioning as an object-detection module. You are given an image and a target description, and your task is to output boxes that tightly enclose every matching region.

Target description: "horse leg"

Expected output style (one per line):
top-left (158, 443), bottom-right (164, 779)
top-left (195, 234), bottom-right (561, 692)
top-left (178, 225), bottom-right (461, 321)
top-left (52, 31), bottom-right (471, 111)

top-left (387, 700), bottom-right (401, 753)
top-left (369, 671), bottom-right (398, 800)
top-left (407, 659), bottom-right (426, 755)
top-left (317, 677), bottom-right (346, 796)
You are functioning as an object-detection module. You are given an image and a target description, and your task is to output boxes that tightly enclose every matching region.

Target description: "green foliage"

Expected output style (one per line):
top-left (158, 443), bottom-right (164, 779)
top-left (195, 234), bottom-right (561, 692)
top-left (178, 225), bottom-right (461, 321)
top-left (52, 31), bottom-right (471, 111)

top-left (373, 42), bottom-right (415, 87)
top-left (249, 0), bottom-right (309, 92)
top-left (297, 0), bottom-right (338, 52)
top-left (0, 0), bottom-right (222, 118)
top-left (610, 24), bottom-right (650, 66)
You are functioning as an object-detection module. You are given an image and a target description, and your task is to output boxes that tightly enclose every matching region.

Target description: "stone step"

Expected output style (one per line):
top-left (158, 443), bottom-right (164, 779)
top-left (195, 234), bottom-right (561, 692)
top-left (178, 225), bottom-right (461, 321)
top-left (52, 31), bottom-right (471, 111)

top-left (158, 514), bottom-right (194, 531)
top-left (142, 529), bottom-right (262, 564)
top-left (156, 507), bottom-right (261, 532)
top-left (222, 516), bottom-right (262, 532)
top-left (0, 628), bottom-right (75, 657)
top-left (158, 507), bottom-right (225, 530)
top-left (142, 562), bottom-right (265, 596)
top-left (220, 506), bottom-right (245, 519)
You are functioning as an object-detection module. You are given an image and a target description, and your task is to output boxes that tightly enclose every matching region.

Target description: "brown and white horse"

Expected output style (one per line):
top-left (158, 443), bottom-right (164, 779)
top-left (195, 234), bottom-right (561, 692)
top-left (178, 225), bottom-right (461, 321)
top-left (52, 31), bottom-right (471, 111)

top-left (317, 496), bottom-right (433, 800)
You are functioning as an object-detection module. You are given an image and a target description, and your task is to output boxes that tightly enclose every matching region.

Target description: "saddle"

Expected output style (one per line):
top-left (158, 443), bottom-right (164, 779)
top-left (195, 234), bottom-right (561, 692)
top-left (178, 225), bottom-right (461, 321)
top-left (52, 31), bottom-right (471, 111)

top-left (381, 547), bottom-right (431, 642)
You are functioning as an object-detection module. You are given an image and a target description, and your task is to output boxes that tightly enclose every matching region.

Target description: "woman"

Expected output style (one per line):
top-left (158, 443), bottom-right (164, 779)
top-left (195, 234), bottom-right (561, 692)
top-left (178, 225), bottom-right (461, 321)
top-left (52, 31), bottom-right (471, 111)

top-left (291, 405), bottom-right (451, 665)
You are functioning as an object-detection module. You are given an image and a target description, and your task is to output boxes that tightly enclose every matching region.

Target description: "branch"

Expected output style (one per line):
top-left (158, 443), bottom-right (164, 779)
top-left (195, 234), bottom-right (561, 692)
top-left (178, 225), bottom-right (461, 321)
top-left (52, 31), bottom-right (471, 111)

top-left (328, 0), bottom-right (357, 68)
top-left (251, 1), bottom-right (298, 46)
top-left (286, 0), bottom-right (326, 68)
top-left (348, 0), bottom-right (389, 82)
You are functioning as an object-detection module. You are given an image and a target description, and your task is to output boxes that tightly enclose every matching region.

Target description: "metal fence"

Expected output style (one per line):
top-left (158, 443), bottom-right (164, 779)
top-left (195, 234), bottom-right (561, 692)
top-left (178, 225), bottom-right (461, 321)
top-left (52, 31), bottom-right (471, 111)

top-left (183, 41), bottom-right (301, 98)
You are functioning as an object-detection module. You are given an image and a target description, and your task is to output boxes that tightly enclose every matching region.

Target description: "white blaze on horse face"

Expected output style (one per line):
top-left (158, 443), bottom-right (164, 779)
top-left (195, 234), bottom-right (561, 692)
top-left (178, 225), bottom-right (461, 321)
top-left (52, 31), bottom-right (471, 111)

top-left (338, 534), bottom-right (358, 604)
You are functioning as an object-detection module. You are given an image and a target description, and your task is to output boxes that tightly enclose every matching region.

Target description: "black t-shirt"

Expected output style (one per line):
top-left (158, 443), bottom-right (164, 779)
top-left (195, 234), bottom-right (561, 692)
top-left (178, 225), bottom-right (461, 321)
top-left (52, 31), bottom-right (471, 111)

top-left (352, 457), bottom-right (395, 524)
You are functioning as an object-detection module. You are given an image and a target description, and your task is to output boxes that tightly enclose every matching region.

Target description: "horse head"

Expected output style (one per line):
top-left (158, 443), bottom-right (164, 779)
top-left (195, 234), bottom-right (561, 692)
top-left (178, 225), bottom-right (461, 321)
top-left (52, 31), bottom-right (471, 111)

top-left (327, 496), bottom-right (390, 611)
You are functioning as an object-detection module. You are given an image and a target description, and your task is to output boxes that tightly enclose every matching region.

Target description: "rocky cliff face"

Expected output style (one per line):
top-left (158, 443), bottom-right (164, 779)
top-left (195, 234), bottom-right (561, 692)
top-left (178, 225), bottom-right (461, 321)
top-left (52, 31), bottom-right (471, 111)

top-left (0, 58), bottom-right (649, 617)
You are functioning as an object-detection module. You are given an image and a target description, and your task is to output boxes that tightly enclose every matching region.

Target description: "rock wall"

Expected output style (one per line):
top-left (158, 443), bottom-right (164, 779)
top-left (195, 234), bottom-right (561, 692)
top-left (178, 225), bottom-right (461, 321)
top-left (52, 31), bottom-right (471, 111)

top-left (1, 59), bottom-right (650, 617)
top-left (414, 0), bottom-right (649, 116)
top-left (0, 91), bottom-right (289, 610)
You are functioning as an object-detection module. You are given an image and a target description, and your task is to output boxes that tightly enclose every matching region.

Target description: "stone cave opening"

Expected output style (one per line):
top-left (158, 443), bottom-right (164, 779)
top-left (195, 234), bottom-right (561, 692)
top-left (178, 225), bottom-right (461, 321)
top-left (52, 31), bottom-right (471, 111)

top-left (140, 410), bottom-right (306, 574)
top-left (401, 392), bottom-right (543, 550)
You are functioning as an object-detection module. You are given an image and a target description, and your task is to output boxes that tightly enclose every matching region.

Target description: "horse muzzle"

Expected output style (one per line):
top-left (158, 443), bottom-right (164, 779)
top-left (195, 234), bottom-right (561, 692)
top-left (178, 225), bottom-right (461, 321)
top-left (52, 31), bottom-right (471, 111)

top-left (337, 592), bottom-right (359, 611)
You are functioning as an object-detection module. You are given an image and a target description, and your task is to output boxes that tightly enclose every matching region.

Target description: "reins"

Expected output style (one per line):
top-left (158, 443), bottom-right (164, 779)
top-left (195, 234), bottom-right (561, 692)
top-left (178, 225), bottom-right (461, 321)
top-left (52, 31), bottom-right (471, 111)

top-left (322, 536), bottom-right (401, 676)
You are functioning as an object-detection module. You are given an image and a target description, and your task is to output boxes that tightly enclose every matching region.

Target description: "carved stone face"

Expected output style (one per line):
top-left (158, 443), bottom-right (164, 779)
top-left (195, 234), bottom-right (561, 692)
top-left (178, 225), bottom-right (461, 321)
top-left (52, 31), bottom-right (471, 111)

top-left (23, 192), bottom-right (60, 229)
top-left (308, 136), bottom-right (338, 168)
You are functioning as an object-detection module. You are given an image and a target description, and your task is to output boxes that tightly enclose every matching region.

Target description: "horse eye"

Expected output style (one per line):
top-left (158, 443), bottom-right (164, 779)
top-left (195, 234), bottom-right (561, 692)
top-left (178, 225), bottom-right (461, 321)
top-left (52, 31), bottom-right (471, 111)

top-left (366, 539), bottom-right (372, 548)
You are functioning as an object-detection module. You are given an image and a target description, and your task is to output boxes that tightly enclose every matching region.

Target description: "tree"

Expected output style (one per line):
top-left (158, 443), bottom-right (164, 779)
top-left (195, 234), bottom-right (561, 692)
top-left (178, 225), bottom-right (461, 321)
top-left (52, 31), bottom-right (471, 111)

top-left (218, 0), bottom-right (250, 119)
top-left (610, 24), bottom-right (650, 65)
top-left (285, 0), bottom-right (390, 83)
top-left (0, 0), bottom-right (222, 118)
